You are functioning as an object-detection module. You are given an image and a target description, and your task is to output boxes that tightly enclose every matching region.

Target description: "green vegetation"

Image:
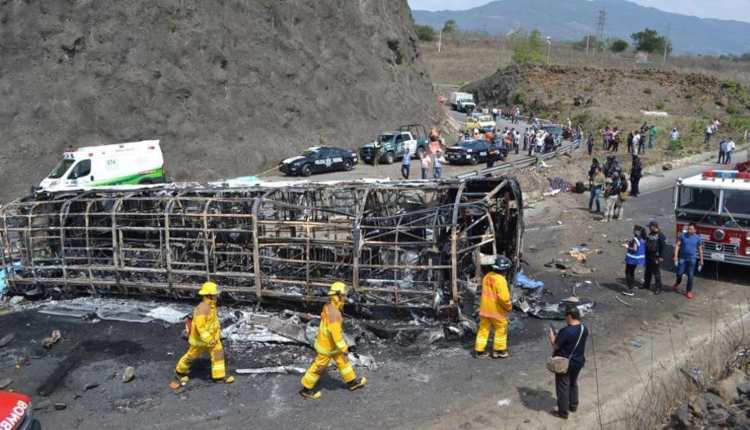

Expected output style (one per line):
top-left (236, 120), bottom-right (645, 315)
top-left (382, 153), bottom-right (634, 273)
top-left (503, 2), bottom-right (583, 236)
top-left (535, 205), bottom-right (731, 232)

top-left (631, 28), bottom-right (671, 54)
top-left (609, 39), bottom-right (629, 53)
top-left (415, 25), bottom-right (436, 42)
top-left (442, 20), bottom-right (457, 34)
top-left (668, 139), bottom-right (684, 153)
top-left (512, 30), bottom-right (544, 65)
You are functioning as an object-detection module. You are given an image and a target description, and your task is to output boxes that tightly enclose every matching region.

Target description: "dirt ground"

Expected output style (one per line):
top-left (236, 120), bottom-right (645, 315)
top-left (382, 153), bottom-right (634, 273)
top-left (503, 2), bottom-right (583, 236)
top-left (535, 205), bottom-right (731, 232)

top-left (1, 148), bottom-right (748, 429)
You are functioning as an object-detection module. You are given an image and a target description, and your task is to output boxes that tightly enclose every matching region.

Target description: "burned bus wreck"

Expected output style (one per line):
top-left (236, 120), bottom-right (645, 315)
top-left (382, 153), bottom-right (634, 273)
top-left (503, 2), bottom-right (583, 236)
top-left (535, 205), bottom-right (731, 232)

top-left (0, 177), bottom-right (523, 312)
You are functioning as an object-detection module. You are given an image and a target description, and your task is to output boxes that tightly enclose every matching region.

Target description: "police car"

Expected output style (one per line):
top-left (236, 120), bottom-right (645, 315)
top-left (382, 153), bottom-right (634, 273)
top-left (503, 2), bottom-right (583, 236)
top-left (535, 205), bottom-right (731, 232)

top-left (279, 147), bottom-right (358, 177)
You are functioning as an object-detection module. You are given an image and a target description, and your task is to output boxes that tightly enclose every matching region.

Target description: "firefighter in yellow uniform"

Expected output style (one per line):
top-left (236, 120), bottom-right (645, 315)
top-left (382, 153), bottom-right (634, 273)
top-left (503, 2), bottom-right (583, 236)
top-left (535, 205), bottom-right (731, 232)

top-left (299, 282), bottom-right (367, 399)
top-left (175, 282), bottom-right (234, 384)
top-left (474, 256), bottom-right (513, 359)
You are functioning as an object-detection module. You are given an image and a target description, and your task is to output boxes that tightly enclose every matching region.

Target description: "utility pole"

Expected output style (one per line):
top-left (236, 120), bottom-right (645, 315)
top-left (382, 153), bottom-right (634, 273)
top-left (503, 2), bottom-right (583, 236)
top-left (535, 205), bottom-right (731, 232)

top-left (585, 34), bottom-right (590, 55)
top-left (662, 24), bottom-right (671, 64)
top-left (595, 10), bottom-right (606, 55)
top-left (437, 29), bottom-right (443, 53)
top-left (546, 37), bottom-right (552, 64)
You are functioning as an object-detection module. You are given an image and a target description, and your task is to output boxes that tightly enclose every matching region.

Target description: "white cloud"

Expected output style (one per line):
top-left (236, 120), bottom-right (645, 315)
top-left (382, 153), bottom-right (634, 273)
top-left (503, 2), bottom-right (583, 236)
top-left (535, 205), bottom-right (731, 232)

top-left (407, 0), bottom-right (750, 23)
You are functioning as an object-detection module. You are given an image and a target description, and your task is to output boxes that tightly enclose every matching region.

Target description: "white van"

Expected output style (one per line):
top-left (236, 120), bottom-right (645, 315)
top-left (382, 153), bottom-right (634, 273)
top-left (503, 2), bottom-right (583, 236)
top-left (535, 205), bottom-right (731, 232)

top-left (38, 140), bottom-right (165, 193)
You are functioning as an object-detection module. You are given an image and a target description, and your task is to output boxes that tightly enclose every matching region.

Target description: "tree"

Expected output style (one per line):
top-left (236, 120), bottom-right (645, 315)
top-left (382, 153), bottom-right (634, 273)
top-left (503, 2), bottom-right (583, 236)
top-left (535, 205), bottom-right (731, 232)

top-left (609, 39), bottom-right (629, 53)
top-left (631, 28), bottom-right (671, 54)
top-left (442, 20), bottom-right (457, 34)
top-left (512, 29), bottom-right (545, 65)
top-left (415, 25), bottom-right (436, 42)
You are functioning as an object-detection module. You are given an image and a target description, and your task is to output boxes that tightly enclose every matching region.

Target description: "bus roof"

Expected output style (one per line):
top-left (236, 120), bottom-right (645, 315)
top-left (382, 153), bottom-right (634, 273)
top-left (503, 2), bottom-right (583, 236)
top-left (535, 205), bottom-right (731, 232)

top-left (680, 170), bottom-right (750, 191)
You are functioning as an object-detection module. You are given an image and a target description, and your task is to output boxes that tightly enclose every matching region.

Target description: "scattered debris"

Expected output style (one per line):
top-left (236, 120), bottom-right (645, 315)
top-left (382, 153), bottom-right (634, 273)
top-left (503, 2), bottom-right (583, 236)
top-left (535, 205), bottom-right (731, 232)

top-left (33, 400), bottom-right (51, 411)
top-left (663, 163), bottom-right (673, 171)
top-left (629, 340), bottom-right (643, 349)
top-left (84, 382), bottom-right (99, 391)
top-left (39, 298), bottom-right (192, 325)
top-left (615, 296), bottom-right (632, 307)
top-left (513, 295), bottom-right (594, 320)
top-left (569, 264), bottom-right (594, 276)
top-left (349, 352), bottom-right (377, 369)
top-left (42, 330), bottom-right (62, 349)
top-left (0, 333), bottom-right (14, 348)
top-left (236, 366), bottom-right (305, 375)
top-left (0, 378), bottom-right (12, 389)
top-left (497, 398), bottom-right (512, 407)
top-left (515, 271), bottom-right (544, 292)
top-left (122, 366), bottom-right (135, 383)
top-left (54, 402), bottom-right (67, 411)
top-left (568, 246), bottom-right (593, 263)
top-left (8, 296), bottom-right (24, 306)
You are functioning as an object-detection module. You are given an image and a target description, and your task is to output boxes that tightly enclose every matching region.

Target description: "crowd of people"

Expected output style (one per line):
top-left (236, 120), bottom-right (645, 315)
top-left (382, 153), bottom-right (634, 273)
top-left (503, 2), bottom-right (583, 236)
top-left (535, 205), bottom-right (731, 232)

top-left (586, 153), bottom-right (643, 221)
top-left (600, 122), bottom-right (658, 155)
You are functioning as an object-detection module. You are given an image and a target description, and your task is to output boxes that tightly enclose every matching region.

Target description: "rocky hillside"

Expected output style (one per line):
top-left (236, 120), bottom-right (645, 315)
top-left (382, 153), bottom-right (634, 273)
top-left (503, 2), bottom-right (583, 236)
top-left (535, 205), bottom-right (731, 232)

top-left (465, 64), bottom-right (750, 119)
top-left (464, 64), bottom-right (750, 152)
top-left (0, 0), bottom-right (440, 201)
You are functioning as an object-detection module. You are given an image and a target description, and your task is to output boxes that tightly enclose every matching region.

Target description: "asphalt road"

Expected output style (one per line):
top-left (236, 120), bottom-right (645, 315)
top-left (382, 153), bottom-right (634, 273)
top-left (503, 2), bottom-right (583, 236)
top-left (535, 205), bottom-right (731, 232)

top-left (2, 150), bottom-right (748, 429)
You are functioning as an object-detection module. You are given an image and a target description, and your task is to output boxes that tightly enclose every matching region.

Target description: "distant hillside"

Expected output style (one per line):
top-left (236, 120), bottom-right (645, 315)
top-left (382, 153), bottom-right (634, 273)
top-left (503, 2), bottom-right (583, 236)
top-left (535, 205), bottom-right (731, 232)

top-left (412, 0), bottom-right (750, 55)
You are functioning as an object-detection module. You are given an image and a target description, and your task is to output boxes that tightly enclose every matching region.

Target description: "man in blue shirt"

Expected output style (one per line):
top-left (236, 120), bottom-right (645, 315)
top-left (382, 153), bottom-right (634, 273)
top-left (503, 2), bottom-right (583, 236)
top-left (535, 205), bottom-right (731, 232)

top-left (672, 223), bottom-right (704, 299)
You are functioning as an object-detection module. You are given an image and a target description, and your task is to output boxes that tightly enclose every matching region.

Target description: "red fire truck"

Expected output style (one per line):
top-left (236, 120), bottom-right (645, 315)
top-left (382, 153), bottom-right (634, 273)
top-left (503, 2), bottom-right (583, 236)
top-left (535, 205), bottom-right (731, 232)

top-left (674, 170), bottom-right (750, 266)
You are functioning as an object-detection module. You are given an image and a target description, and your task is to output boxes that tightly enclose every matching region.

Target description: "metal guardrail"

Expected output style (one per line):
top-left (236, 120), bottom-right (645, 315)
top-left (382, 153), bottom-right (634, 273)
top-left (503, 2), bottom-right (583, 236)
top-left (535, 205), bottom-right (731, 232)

top-left (456, 140), bottom-right (580, 180)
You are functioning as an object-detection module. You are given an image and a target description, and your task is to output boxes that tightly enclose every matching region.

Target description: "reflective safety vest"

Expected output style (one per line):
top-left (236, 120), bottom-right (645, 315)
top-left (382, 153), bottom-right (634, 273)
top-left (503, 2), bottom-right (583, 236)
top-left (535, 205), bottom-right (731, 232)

top-left (479, 272), bottom-right (512, 321)
top-left (188, 302), bottom-right (220, 348)
top-left (314, 303), bottom-right (348, 356)
top-left (625, 237), bottom-right (646, 266)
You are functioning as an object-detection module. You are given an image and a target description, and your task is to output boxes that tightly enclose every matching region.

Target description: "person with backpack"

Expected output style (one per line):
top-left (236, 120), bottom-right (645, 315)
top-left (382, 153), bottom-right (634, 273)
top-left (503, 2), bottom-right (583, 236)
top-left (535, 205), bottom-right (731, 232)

top-left (603, 176), bottom-right (620, 222)
top-left (614, 172), bottom-right (629, 220)
top-left (623, 225), bottom-right (646, 296)
top-left (643, 220), bottom-right (666, 295)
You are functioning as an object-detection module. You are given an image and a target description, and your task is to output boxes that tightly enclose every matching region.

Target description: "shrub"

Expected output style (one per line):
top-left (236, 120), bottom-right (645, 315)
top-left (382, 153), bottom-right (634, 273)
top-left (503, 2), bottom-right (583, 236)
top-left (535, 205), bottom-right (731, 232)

top-left (643, 88), bottom-right (652, 95)
top-left (415, 25), bottom-right (436, 42)
top-left (669, 139), bottom-right (683, 152)
top-left (655, 101), bottom-right (665, 110)
top-left (512, 30), bottom-right (545, 65)
top-left (610, 39), bottom-right (629, 53)
top-left (726, 105), bottom-right (740, 115)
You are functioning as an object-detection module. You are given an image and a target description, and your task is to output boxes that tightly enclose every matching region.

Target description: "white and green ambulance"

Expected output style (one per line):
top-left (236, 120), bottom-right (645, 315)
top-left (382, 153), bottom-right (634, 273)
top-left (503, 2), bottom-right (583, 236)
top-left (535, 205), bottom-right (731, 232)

top-left (38, 140), bottom-right (165, 192)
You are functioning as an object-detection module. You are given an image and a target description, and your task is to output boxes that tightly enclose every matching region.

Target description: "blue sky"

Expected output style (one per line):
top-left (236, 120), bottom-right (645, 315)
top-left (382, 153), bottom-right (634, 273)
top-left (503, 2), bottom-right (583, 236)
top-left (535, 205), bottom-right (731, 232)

top-left (407, 0), bottom-right (750, 23)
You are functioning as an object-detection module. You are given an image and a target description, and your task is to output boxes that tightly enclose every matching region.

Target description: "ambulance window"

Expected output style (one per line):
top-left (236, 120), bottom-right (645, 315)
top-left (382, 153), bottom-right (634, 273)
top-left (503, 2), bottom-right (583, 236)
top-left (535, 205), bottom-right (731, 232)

top-left (723, 190), bottom-right (750, 216)
top-left (49, 159), bottom-right (75, 179)
top-left (68, 160), bottom-right (91, 179)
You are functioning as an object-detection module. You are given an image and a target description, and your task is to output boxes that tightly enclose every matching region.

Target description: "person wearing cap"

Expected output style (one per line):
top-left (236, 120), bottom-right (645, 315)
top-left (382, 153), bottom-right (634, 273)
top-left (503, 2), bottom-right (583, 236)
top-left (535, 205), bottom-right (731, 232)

top-left (474, 256), bottom-right (513, 359)
top-left (643, 220), bottom-right (666, 295)
top-left (300, 282), bottom-right (367, 399)
top-left (175, 281), bottom-right (234, 384)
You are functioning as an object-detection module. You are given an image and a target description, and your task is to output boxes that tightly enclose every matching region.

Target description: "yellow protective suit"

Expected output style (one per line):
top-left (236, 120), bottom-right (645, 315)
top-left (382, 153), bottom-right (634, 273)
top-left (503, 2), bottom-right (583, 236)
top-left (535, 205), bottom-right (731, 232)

top-left (474, 272), bottom-right (512, 352)
top-left (301, 298), bottom-right (357, 389)
top-left (175, 299), bottom-right (227, 380)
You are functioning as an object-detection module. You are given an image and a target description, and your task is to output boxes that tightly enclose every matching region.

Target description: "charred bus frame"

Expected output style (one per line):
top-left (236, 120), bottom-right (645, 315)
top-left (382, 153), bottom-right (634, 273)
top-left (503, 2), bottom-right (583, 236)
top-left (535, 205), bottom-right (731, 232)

top-left (0, 178), bottom-right (523, 311)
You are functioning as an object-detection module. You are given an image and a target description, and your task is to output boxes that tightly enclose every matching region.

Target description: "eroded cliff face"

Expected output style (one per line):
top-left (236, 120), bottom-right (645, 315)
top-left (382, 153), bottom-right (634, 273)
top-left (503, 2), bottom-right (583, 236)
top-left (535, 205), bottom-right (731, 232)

top-left (0, 0), bottom-right (440, 200)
